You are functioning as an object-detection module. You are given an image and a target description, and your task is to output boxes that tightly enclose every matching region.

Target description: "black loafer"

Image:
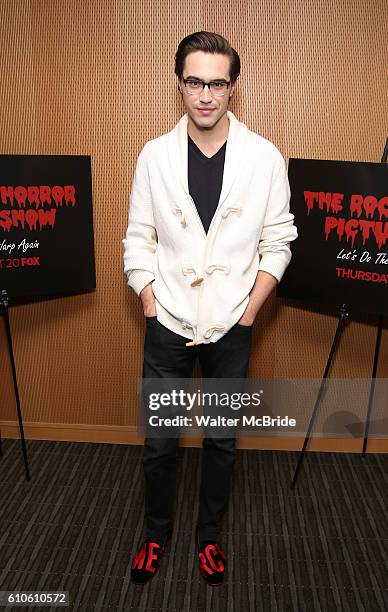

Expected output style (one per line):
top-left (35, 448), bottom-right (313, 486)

top-left (131, 529), bottom-right (172, 585)
top-left (196, 527), bottom-right (227, 586)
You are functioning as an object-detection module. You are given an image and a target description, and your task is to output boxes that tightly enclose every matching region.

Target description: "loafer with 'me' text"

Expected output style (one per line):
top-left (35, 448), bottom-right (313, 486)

top-left (131, 530), bottom-right (172, 585)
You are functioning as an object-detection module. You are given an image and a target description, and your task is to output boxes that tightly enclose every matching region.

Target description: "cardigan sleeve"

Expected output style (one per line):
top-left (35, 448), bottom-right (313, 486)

top-left (257, 152), bottom-right (298, 282)
top-left (122, 144), bottom-right (157, 296)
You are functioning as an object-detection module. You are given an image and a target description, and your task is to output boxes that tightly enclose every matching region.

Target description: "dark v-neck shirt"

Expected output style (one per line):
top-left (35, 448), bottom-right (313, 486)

top-left (188, 136), bottom-right (227, 234)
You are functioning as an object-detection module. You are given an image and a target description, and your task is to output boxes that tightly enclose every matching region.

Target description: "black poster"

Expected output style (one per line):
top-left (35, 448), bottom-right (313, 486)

top-left (0, 155), bottom-right (95, 299)
top-left (277, 159), bottom-right (388, 315)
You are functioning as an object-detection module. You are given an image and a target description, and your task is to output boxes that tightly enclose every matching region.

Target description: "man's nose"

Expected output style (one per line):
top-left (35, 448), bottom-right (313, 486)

top-left (199, 84), bottom-right (212, 103)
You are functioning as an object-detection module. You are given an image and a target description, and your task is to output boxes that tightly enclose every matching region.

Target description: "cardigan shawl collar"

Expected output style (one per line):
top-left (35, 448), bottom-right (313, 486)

top-left (167, 110), bottom-right (249, 207)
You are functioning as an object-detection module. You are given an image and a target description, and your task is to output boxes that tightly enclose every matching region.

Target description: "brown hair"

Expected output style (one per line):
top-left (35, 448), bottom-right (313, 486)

top-left (175, 31), bottom-right (240, 83)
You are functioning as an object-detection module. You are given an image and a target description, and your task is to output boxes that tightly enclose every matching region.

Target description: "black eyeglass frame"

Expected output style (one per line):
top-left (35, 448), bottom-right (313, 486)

top-left (181, 78), bottom-right (231, 96)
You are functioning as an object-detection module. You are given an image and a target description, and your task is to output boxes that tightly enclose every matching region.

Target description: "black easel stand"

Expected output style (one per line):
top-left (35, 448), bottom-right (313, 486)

top-left (291, 303), bottom-right (349, 489)
top-left (0, 289), bottom-right (30, 481)
top-left (291, 139), bottom-right (388, 487)
top-left (363, 141), bottom-right (388, 452)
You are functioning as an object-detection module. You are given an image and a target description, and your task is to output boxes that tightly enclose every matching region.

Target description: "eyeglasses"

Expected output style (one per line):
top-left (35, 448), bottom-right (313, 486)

top-left (182, 78), bottom-right (231, 97)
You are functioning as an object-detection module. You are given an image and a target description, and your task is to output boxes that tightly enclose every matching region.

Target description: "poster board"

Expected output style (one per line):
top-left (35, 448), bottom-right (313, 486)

top-left (0, 155), bottom-right (95, 299)
top-left (277, 159), bottom-right (388, 315)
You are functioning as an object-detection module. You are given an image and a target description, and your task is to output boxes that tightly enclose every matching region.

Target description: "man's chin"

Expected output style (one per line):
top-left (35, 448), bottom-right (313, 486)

top-left (189, 114), bottom-right (221, 131)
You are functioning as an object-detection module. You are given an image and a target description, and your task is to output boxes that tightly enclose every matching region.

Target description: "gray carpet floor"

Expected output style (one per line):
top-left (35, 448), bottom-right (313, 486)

top-left (0, 438), bottom-right (387, 611)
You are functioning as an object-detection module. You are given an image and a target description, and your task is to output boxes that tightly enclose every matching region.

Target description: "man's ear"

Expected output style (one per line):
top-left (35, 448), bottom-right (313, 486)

top-left (177, 78), bottom-right (183, 95)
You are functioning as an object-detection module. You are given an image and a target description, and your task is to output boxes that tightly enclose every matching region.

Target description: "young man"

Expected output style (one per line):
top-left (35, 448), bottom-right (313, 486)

top-left (123, 31), bottom-right (297, 586)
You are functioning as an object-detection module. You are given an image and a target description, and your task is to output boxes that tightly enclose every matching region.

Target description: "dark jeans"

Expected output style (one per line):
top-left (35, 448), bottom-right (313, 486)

top-left (142, 316), bottom-right (252, 543)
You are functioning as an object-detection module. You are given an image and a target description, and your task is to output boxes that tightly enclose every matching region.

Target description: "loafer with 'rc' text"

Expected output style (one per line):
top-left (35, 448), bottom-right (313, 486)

top-left (196, 528), bottom-right (227, 586)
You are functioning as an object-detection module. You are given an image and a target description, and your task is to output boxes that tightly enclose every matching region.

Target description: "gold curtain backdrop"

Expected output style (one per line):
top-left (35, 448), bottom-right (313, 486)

top-left (0, 0), bottom-right (387, 448)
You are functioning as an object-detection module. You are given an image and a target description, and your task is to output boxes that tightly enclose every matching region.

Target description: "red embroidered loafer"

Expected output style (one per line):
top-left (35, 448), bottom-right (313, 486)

top-left (196, 527), bottom-right (227, 586)
top-left (131, 530), bottom-right (172, 585)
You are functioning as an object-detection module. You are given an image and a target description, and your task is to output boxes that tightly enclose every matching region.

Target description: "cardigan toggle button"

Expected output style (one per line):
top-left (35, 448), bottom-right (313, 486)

top-left (172, 204), bottom-right (188, 228)
top-left (182, 320), bottom-right (205, 347)
top-left (182, 266), bottom-right (204, 287)
top-left (205, 264), bottom-right (230, 275)
top-left (204, 324), bottom-right (227, 339)
top-left (222, 206), bottom-right (243, 218)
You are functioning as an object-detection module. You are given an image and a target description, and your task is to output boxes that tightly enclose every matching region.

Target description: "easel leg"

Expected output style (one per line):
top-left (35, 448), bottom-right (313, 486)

top-left (291, 304), bottom-right (349, 489)
top-left (1, 291), bottom-right (30, 481)
top-left (362, 314), bottom-right (383, 457)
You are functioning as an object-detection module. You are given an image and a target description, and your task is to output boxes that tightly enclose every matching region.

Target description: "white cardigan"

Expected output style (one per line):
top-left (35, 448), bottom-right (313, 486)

top-left (123, 111), bottom-right (297, 345)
